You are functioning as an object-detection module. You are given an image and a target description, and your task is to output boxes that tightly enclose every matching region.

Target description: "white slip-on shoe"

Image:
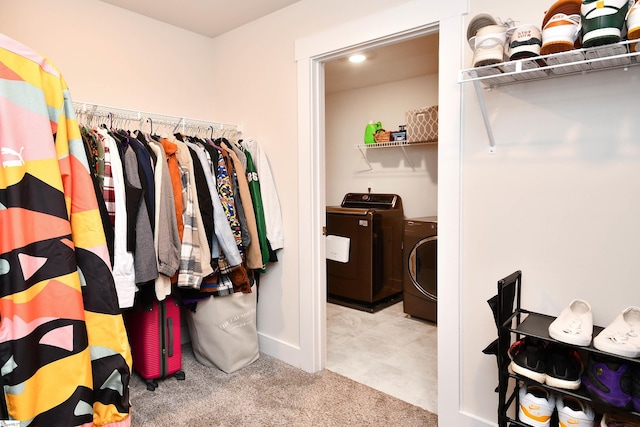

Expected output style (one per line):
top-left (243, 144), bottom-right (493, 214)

top-left (556, 395), bottom-right (595, 427)
top-left (518, 384), bottom-right (556, 427)
top-left (594, 306), bottom-right (640, 358)
top-left (548, 299), bottom-right (593, 346)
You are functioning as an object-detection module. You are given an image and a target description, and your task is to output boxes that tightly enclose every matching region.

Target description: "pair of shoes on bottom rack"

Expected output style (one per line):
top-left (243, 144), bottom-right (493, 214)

top-left (519, 384), bottom-right (595, 427)
top-left (509, 337), bottom-right (584, 390)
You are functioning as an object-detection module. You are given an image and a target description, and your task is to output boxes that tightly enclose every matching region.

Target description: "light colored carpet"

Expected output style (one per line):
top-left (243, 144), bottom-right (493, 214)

top-left (129, 345), bottom-right (438, 426)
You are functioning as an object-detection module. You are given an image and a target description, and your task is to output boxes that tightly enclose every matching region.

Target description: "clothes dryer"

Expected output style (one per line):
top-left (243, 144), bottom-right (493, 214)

top-left (403, 216), bottom-right (437, 323)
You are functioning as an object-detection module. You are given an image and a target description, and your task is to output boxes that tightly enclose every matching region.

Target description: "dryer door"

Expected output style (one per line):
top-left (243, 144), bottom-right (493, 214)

top-left (408, 236), bottom-right (437, 301)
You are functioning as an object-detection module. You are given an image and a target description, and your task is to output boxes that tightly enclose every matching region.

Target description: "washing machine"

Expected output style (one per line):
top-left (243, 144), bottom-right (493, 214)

top-left (326, 193), bottom-right (404, 312)
top-left (403, 216), bottom-right (437, 323)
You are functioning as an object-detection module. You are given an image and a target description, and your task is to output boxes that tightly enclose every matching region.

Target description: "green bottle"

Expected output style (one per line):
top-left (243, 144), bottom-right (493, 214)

top-left (364, 121), bottom-right (381, 144)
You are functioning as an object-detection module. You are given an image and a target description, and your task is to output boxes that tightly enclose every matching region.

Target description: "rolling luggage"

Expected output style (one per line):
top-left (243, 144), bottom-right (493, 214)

top-left (124, 295), bottom-right (185, 390)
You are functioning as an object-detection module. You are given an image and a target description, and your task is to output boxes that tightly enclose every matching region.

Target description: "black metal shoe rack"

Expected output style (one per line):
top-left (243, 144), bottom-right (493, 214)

top-left (489, 270), bottom-right (640, 427)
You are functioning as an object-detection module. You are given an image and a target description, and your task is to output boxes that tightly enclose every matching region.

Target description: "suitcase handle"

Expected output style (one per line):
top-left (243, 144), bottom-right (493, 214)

top-left (167, 317), bottom-right (174, 357)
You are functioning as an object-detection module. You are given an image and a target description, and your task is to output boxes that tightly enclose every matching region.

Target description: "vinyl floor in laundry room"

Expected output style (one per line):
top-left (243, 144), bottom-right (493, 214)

top-left (326, 301), bottom-right (438, 414)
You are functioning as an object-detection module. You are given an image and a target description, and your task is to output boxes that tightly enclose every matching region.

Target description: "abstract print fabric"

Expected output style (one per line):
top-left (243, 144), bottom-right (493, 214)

top-left (0, 33), bottom-right (132, 426)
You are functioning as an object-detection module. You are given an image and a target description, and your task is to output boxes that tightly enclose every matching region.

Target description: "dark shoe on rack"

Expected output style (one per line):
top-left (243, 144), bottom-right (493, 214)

top-left (509, 337), bottom-right (547, 383)
top-left (631, 365), bottom-right (640, 412)
top-left (545, 343), bottom-right (584, 390)
top-left (599, 412), bottom-right (640, 426)
top-left (582, 353), bottom-right (632, 408)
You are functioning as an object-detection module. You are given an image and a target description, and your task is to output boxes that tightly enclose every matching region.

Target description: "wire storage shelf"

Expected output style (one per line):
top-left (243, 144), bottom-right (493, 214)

top-left (458, 39), bottom-right (640, 153)
top-left (459, 38), bottom-right (640, 89)
top-left (353, 141), bottom-right (436, 171)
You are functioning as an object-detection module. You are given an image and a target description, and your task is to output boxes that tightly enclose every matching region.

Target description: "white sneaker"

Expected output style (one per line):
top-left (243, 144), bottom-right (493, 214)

top-left (627, 0), bottom-right (640, 52)
top-left (548, 299), bottom-right (593, 346)
top-left (469, 24), bottom-right (509, 67)
top-left (556, 395), bottom-right (595, 427)
top-left (594, 306), bottom-right (640, 358)
top-left (518, 385), bottom-right (556, 427)
top-left (509, 24), bottom-right (543, 60)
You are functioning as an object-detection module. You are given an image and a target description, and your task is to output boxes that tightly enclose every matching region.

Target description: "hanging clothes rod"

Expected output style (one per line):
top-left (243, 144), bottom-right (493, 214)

top-left (72, 101), bottom-right (242, 136)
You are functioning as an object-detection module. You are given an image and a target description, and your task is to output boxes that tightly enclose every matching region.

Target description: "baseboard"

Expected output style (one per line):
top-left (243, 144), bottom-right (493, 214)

top-left (258, 332), bottom-right (302, 369)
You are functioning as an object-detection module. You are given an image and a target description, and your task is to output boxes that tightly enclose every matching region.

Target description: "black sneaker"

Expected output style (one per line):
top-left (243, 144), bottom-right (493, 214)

top-left (508, 337), bottom-right (547, 383)
top-left (544, 343), bottom-right (583, 390)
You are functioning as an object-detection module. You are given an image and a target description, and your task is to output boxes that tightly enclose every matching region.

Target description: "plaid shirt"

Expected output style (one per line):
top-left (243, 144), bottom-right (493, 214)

top-left (100, 136), bottom-right (116, 227)
top-left (176, 150), bottom-right (203, 289)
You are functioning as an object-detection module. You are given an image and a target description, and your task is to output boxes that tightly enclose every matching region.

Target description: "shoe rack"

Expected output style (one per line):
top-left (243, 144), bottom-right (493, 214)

top-left (458, 39), bottom-right (640, 154)
top-left (492, 270), bottom-right (640, 427)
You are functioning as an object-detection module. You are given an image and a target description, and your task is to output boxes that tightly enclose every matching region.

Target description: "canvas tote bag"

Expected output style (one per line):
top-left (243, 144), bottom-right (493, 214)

top-left (185, 285), bottom-right (259, 373)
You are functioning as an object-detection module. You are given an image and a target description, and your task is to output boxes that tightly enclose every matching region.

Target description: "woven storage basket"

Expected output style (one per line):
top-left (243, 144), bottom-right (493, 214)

top-left (374, 131), bottom-right (392, 143)
top-left (405, 105), bottom-right (438, 143)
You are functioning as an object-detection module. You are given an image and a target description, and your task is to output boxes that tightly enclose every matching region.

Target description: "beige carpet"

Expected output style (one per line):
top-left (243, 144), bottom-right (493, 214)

top-left (129, 345), bottom-right (438, 426)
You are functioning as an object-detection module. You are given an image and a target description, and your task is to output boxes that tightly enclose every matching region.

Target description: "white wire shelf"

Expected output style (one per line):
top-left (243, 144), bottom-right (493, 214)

top-left (354, 141), bottom-right (436, 149)
top-left (459, 38), bottom-right (640, 89)
top-left (354, 141), bottom-right (437, 171)
top-left (458, 39), bottom-right (640, 153)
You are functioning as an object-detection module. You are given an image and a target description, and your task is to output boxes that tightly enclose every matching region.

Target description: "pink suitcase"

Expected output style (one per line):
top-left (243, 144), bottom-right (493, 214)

top-left (124, 296), bottom-right (185, 390)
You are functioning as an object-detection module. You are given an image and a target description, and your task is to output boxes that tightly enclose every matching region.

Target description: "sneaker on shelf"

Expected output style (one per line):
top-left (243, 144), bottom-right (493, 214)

top-left (628, 0), bottom-right (640, 50)
top-left (519, 384), bottom-right (556, 427)
top-left (509, 24), bottom-right (544, 60)
top-left (509, 337), bottom-right (548, 383)
top-left (549, 299), bottom-right (594, 346)
top-left (545, 344), bottom-right (584, 390)
top-left (599, 412), bottom-right (640, 426)
top-left (467, 13), bottom-right (499, 43)
top-left (631, 365), bottom-right (640, 412)
top-left (541, 0), bottom-right (583, 54)
top-left (581, 0), bottom-right (630, 48)
top-left (469, 23), bottom-right (510, 67)
top-left (556, 395), bottom-right (595, 427)
top-left (593, 306), bottom-right (640, 358)
top-left (582, 353), bottom-right (632, 408)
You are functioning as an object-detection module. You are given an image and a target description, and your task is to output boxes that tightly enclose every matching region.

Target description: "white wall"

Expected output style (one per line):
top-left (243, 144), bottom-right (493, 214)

top-left (7, 0), bottom-right (638, 425)
top-left (203, 0), bottom-right (432, 364)
top-left (461, 0), bottom-right (640, 423)
top-left (0, 0), bottom-right (217, 119)
top-left (325, 75), bottom-right (438, 218)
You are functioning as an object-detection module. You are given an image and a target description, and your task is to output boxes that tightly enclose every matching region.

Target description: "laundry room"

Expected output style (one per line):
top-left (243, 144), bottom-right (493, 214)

top-left (323, 32), bottom-right (440, 412)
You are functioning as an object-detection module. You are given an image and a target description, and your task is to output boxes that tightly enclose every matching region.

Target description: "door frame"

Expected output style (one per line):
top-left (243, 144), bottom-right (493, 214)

top-left (295, 2), bottom-right (466, 424)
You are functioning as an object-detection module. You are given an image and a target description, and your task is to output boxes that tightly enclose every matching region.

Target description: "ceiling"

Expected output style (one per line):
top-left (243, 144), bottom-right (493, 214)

top-left (99, 0), bottom-right (439, 93)
top-left (324, 33), bottom-right (439, 94)
top-left (99, 0), bottom-right (303, 39)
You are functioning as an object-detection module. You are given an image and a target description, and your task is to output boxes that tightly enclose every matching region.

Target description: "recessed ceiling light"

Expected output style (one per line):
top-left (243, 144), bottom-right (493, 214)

top-left (348, 54), bottom-right (366, 64)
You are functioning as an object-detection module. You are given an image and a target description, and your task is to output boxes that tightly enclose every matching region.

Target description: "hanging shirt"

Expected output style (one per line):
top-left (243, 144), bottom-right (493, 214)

top-left (97, 129), bottom-right (137, 308)
top-left (0, 33), bottom-right (132, 426)
top-left (242, 138), bottom-right (284, 252)
top-left (146, 140), bottom-right (180, 300)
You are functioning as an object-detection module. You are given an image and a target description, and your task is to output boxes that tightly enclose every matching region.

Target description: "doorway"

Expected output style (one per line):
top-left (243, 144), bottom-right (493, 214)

top-left (322, 31), bottom-right (439, 412)
top-left (295, 5), bottom-right (465, 423)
